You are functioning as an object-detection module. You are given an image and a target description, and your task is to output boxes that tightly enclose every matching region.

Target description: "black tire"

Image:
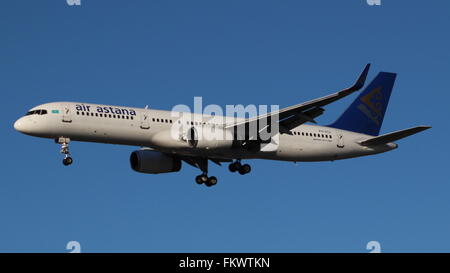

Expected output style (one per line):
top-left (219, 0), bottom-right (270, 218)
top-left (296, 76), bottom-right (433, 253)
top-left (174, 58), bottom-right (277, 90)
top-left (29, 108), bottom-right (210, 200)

top-left (207, 176), bottom-right (218, 186)
top-left (234, 162), bottom-right (242, 170)
top-left (239, 164), bottom-right (251, 175)
top-left (63, 157), bottom-right (73, 166)
top-left (195, 175), bottom-right (204, 184)
top-left (200, 174), bottom-right (208, 183)
top-left (228, 163), bottom-right (237, 172)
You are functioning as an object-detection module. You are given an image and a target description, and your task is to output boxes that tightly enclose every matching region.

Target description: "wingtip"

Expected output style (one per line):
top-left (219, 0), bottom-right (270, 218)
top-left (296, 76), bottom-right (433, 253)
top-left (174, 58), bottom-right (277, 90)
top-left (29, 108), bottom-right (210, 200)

top-left (353, 63), bottom-right (371, 90)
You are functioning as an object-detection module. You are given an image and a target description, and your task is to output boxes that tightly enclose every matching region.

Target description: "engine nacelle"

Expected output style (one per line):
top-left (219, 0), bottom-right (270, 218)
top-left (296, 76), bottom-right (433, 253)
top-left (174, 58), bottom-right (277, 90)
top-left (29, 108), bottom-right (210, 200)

top-left (130, 150), bottom-right (182, 174)
top-left (186, 126), bottom-right (234, 150)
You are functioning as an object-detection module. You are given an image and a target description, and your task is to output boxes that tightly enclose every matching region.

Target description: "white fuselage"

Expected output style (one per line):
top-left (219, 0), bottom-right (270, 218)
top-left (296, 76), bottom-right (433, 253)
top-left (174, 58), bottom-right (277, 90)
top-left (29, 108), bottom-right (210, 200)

top-left (13, 102), bottom-right (396, 162)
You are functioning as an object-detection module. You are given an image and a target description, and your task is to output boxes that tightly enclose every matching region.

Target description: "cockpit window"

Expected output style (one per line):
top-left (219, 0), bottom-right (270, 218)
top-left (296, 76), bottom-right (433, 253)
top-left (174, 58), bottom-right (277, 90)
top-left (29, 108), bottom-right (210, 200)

top-left (25, 109), bottom-right (48, 116)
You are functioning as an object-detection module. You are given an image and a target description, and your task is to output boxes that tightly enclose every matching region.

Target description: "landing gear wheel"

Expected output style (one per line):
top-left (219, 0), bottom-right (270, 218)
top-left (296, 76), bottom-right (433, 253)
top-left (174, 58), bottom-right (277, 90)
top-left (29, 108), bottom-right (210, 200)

top-left (196, 174), bottom-right (208, 184)
top-left (238, 164), bottom-right (251, 175)
top-left (228, 162), bottom-right (237, 172)
top-left (195, 175), bottom-right (203, 184)
top-left (205, 176), bottom-right (218, 187)
top-left (229, 161), bottom-right (241, 173)
top-left (195, 174), bottom-right (207, 184)
top-left (63, 157), bottom-right (73, 166)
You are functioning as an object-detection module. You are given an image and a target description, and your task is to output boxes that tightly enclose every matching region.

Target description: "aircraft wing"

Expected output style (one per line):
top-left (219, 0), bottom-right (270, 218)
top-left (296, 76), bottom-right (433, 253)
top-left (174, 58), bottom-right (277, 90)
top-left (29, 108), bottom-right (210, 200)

top-left (225, 63), bottom-right (371, 137)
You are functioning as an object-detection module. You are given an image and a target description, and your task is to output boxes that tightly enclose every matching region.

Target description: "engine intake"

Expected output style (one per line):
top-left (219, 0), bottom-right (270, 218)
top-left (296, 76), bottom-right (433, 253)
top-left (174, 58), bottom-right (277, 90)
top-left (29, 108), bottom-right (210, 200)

top-left (130, 150), bottom-right (182, 174)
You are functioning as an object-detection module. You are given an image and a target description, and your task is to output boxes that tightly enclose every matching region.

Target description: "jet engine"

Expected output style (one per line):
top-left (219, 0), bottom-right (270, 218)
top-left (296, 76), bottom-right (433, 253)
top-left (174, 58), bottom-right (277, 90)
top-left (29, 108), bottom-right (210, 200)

top-left (130, 150), bottom-right (182, 174)
top-left (186, 126), bottom-right (234, 150)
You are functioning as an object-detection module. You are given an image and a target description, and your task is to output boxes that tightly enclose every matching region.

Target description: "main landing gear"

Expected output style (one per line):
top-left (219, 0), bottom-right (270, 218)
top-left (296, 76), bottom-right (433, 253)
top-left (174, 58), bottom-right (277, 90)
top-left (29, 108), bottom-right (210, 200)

top-left (57, 137), bottom-right (73, 166)
top-left (190, 158), bottom-right (251, 187)
top-left (228, 160), bottom-right (251, 175)
top-left (195, 173), bottom-right (218, 187)
top-left (190, 157), bottom-right (218, 187)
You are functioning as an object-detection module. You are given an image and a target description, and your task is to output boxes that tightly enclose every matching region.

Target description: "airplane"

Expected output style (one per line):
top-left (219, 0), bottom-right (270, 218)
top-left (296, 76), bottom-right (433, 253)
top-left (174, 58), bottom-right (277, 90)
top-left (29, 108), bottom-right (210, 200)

top-left (13, 64), bottom-right (430, 187)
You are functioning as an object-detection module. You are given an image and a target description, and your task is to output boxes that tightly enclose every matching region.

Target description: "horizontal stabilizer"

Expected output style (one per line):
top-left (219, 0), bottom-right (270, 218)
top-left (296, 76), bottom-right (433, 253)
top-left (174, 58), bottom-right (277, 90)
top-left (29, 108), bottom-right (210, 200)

top-left (359, 126), bottom-right (431, 146)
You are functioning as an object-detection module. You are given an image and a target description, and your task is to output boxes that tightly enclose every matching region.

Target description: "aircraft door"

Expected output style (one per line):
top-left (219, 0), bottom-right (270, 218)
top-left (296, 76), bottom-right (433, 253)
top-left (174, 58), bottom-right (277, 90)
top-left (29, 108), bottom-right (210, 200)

top-left (62, 106), bottom-right (72, 123)
top-left (336, 130), bottom-right (344, 148)
top-left (140, 111), bottom-right (150, 129)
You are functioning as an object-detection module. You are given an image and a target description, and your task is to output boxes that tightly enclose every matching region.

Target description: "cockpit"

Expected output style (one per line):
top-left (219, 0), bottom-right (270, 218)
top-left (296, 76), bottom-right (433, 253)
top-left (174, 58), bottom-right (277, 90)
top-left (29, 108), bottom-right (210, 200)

top-left (25, 109), bottom-right (48, 116)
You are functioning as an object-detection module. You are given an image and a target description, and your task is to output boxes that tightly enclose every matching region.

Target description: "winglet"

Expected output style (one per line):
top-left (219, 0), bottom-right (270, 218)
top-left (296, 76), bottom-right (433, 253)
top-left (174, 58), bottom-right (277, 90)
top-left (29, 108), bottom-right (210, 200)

top-left (351, 63), bottom-right (371, 91)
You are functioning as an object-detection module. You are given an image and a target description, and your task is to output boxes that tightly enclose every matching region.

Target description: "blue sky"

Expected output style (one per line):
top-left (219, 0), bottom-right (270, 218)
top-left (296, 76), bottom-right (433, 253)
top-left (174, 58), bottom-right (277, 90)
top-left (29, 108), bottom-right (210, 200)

top-left (0, 0), bottom-right (448, 252)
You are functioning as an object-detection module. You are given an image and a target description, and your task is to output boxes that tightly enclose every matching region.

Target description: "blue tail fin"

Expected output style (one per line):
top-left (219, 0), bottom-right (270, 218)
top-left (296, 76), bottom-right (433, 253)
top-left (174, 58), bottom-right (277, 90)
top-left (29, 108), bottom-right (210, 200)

top-left (329, 72), bottom-right (397, 136)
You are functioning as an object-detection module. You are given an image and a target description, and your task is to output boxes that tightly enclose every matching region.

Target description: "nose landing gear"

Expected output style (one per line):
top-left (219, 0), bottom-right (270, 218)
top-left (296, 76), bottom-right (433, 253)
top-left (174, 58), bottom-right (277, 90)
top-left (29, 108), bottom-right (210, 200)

top-left (57, 137), bottom-right (73, 166)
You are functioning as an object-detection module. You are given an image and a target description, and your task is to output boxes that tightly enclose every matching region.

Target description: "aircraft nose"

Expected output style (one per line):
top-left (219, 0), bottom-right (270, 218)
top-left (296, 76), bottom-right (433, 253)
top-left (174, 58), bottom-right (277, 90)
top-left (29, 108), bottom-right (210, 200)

top-left (14, 117), bottom-right (26, 133)
top-left (14, 118), bottom-right (22, 131)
